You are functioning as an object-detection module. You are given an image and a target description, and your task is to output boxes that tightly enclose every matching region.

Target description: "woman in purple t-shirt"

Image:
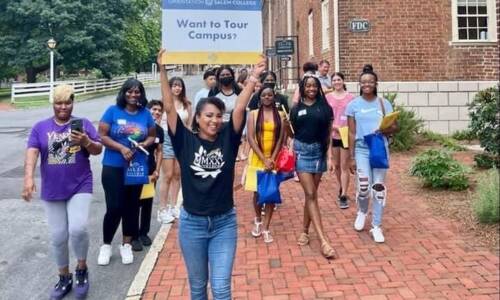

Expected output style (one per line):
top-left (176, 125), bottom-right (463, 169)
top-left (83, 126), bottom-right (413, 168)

top-left (326, 72), bottom-right (354, 209)
top-left (22, 85), bottom-right (102, 300)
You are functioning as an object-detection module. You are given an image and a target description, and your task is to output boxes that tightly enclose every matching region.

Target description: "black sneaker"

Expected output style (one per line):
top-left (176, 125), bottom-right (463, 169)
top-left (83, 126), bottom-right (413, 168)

top-left (74, 268), bottom-right (89, 299)
top-left (139, 235), bottom-right (152, 246)
top-left (50, 273), bottom-right (73, 300)
top-left (339, 195), bottom-right (349, 209)
top-left (131, 239), bottom-right (143, 252)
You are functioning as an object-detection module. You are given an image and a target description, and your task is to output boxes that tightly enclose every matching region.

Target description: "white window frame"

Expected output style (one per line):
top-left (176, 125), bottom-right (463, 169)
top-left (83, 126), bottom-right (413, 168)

top-left (308, 11), bottom-right (314, 56)
top-left (451, 0), bottom-right (498, 43)
top-left (321, 0), bottom-right (330, 50)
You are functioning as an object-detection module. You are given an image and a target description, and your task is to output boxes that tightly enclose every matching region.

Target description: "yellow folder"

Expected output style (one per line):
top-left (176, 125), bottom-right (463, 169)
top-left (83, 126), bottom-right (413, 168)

top-left (140, 179), bottom-right (155, 200)
top-left (379, 111), bottom-right (400, 130)
top-left (339, 126), bottom-right (349, 148)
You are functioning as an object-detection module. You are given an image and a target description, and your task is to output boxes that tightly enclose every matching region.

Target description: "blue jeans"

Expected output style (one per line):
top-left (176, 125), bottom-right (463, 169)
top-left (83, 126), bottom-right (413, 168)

top-left (355, 140), bottom-right (388, 227)
top-left (179, 207), bottom-right (237, 300)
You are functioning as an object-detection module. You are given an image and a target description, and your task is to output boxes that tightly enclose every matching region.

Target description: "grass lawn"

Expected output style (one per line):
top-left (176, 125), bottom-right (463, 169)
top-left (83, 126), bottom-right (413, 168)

top-left (0, 88), bottom-right (10, 102)
top-left (3, 81), bottom-right (159, 109)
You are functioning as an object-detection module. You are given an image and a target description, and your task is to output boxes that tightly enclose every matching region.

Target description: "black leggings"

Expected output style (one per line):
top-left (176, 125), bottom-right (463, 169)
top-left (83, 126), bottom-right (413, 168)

top-left (138, 198), bottom-right (153, 237)
top-left (101, 166), bottom-right (142, 244)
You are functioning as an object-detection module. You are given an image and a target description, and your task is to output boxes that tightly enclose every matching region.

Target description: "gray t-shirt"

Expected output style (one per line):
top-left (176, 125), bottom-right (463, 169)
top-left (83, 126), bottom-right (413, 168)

top-left (318, 74), bottom-right (331, 89)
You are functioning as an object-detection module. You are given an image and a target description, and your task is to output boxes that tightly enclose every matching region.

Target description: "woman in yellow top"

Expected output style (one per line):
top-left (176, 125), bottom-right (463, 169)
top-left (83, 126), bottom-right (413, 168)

top-left (245, 86), bottom-right (285, 243)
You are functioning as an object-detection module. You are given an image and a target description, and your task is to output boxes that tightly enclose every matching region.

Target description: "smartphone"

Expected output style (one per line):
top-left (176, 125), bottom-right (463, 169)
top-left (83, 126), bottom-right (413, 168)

top-left (70, 119), bottom-right (83, 133)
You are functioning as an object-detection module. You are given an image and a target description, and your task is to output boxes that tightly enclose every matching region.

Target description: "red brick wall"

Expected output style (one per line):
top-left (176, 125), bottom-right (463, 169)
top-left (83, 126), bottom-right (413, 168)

top-left (262, 0), bottom-right (499, 82)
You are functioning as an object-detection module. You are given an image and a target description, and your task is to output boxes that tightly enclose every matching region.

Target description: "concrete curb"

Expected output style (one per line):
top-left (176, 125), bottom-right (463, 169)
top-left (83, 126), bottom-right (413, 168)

top-left (125, 223), bottom-right (172, 300)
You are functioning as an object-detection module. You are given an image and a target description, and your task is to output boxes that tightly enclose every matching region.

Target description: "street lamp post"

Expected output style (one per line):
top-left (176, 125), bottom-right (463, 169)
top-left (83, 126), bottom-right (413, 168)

top-left (47, 38), bottom-right (57, 103)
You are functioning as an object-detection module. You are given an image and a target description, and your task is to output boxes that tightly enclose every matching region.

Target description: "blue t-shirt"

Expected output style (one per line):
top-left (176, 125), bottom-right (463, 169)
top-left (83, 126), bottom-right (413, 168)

top-left (345, 96), bottom-right (393, 141)
top-left (100, 105), bottom-right (155, 167)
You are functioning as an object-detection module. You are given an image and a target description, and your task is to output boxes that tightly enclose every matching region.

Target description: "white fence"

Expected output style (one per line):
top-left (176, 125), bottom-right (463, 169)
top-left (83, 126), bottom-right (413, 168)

top-left (10, 72), bottom-right (161, 104)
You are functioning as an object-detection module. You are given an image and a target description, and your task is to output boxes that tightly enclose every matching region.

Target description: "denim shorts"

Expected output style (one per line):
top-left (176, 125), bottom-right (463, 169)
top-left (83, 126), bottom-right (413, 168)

top-left (163, 133), bottom-right (175, 159)
top-left (293, 140), bottom-right (327, 173)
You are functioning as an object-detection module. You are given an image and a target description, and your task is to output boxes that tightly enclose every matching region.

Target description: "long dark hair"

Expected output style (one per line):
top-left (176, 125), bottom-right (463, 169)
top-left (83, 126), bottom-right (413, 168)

top-left (254, 87), bottom-right (281, 155)
top-left (208, 65), bottom-right (242, 96)
top-left (296, 75), bottom-right (331, 157)
top-left (259, 70), bottom-right (277, 83)
top-left (359, 64), bottom-right (378, 96)
top-left (299, 75), bottom-right (327, 103)
top-left (169, 77), bottom-right (190, 109)
top-left (116, 78), bottom-right (148, 109)
top-left (191, 97), bottom-right (225, 134)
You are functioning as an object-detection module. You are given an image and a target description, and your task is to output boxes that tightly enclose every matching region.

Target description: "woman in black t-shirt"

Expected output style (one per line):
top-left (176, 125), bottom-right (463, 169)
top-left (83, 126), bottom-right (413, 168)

top-left (290, 74), bottom-right (336, 259)
top-left (157, 49), bottom-right (266, 300)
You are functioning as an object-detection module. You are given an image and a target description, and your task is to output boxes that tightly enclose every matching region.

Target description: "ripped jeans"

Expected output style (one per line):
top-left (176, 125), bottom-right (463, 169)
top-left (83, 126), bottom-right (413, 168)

top-left (355, 140), bottom-right (388, 227)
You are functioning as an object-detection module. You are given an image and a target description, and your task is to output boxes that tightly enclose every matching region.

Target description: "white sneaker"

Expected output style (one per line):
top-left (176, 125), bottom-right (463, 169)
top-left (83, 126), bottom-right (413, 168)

top-left (354, 211), bottom-right (367, 231)
top-left (251, 218), bottom-right (262, 237)
top-left (262, 230), bottom-right (274, 243)
top-left (120, 243), bottom-right (134, 264)
top-left (170, 206), bottom-right (180, 219)
top-left (97, 244), bottom-right (112, 266)
top-left (370, 226), bottom-right (385, 243)
top-left (157, 208), bottom-right (175, 224)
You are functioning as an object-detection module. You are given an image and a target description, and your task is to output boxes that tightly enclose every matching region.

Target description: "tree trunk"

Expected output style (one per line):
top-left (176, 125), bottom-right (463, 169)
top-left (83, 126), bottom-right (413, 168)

top-left (26, 67), bottom-right (37, 83)
top-left (25, 64), bottom-right (50, 83)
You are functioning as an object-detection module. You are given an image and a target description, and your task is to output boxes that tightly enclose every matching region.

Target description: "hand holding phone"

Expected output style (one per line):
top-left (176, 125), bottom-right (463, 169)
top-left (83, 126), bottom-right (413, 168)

top-left (71, 119), bottom-right (83, 133)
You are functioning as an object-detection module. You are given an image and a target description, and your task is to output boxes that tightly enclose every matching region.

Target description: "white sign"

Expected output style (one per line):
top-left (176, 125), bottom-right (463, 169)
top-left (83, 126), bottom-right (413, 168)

top-left (161, 0), bottom-right (263, 64)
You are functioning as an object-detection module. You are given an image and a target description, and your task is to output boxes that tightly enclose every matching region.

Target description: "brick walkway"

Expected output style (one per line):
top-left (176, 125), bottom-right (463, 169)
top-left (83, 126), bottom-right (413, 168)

top-left (143, 153), bottom-right (499, 300)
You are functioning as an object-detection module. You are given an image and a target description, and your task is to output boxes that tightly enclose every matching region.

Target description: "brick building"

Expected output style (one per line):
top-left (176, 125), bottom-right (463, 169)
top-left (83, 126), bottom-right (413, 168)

top-left (262, 0), bottom-right (499, 133)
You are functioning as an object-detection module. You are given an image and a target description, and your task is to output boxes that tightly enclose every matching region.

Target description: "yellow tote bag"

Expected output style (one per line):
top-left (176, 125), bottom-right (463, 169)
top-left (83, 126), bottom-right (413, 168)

top-left (140, 179), bottom-right (155, 200)
top-left (339, 126), bottom-right (349, 148)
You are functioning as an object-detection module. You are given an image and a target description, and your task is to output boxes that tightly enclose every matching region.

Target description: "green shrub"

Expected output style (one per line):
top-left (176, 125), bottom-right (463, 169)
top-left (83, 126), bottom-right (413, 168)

top-left (473, 168), bottom-right (500, 224)
top-left (410, 149), bottom-right (469, 190)
top-left (384, 93), bottom-right (425, 152)
top-left (420, 130), bottom-right (466, 151)
top-left (474, 153), bottom-right (500, 169)
top-left (468, 87), bottom-right (499, 156)
top-left (451, 129), bottom-right (476, 141)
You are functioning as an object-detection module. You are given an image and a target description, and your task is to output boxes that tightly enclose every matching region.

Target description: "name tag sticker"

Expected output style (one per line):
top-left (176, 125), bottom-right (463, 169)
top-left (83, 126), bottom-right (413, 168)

top-left (298, 109), bottom-right (307, 117)
top-left (155, 137), bottom-right (160, 143)
top-left (340, 115), bottom-right (348, 121)
top-left (117, 119), bottom-right (127, 125)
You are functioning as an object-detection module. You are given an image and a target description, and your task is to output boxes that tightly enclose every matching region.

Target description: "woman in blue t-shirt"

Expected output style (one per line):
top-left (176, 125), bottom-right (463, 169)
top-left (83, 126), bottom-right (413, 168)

top-left (346, 64), bottom-right (399, 243)
top-left (157, 49), bottom-right (266, 300)
top-left (97, 78), bottom-right (156, 266)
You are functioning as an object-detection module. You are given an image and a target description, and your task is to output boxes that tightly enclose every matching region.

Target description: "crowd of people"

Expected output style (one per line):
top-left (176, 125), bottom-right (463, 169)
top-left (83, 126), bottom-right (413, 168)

top-left (22, 50), bottom-right (398, 299)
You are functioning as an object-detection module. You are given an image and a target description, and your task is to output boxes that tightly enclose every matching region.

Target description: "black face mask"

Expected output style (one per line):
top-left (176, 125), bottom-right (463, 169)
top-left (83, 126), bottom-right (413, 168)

top-left (219, 76), bottom-right (234, 86)
top-left (263, 82), bottom-right (276, 90)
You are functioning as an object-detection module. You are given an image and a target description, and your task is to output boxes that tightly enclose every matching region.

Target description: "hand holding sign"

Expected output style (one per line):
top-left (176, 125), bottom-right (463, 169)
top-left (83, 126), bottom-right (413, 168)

top-left (250, 55), bottom-right (267, 79)
top-left (157, 48), bottom-right (167, 67)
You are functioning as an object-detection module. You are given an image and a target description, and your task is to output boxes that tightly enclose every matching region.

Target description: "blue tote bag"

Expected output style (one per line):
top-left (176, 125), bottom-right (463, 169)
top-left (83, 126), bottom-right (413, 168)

top-left (363, 132), bottom-right (389, 169)
top-left (124, 152), bottom-right (149, 185)
top-left (256, 171), bottom-right (283, 206)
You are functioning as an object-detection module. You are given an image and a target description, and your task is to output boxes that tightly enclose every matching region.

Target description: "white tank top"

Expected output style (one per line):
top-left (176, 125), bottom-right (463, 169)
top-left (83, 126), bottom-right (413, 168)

top-left (161, 103), bottom-right (190, 130)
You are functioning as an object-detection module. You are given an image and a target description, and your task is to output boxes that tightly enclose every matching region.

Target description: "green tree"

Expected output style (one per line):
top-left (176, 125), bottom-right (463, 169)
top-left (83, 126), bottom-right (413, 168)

top-left (0, 0), bottom-right (129, 82)
top-left (121, 0), bottom-right (161, 73)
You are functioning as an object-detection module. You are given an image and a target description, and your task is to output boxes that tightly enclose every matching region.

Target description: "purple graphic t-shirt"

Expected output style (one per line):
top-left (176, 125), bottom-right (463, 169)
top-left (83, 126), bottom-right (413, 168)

top-left (27, 117), bottom-right (100, 201)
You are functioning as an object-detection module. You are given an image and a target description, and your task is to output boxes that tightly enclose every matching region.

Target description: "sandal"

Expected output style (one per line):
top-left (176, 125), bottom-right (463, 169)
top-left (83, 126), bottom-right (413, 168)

top-left (297, 232), bottom-right (309, 246)
top-left (321, 242), bottom-right (336, 259)
top-left (251, 218), bottom-right (262, 237)
top-left (262, 230), bottom-right (273, 243)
